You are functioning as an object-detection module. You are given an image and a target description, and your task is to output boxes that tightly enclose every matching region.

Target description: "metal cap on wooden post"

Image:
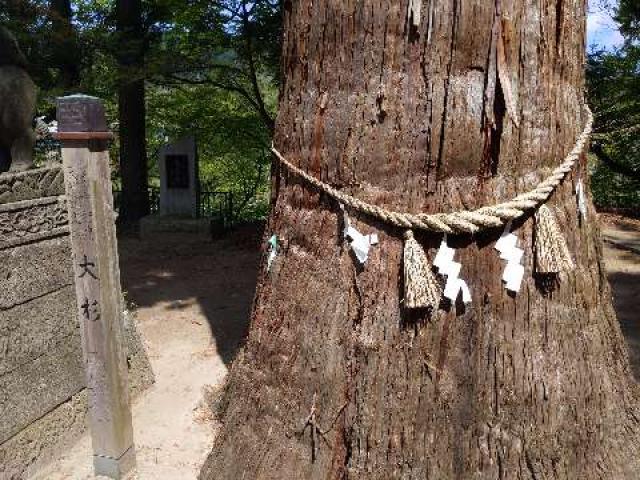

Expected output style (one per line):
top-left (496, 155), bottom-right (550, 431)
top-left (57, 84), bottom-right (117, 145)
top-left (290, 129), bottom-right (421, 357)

top-left (56, 95), bottom-right (136, 479)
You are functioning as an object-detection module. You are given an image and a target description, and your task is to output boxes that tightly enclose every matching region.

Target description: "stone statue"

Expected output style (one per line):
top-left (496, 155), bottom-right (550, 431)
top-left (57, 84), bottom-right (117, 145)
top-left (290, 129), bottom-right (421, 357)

top-left (0, 26), bottom-right (37, 173)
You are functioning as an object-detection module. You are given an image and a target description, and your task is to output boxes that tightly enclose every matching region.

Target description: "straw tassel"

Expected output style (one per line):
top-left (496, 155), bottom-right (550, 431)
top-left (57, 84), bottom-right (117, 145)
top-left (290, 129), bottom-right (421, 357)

top-left (534, 205), bottom-right (574, 274)
top-left (403, 230), bottom-right (441, 309)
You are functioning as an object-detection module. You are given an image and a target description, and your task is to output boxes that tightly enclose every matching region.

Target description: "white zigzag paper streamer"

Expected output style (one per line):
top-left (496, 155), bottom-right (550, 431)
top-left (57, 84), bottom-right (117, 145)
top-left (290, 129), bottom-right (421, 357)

top-left (345, 226), bottom-right (378, 264)
top-left (342, 205), bottom-right (378, 264)
top-left (494, 223), bottom-right (525, 293)
top-left (267, 234), bottom-right (278, 271)
top-left (576, 179), bottom-right (587, 220)
top-left (433, 236), bottom-right (472, 304)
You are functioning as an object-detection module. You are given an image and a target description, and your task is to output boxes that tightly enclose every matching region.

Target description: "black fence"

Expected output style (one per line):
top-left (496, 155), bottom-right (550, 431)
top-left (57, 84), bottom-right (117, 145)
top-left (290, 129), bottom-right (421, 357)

top-left (199, 190), bottom-right (233, 228)
top-left (32, 135), bottom-right (235, 229)
top-left (112, 187), bottom-right (234, 228)
top-left (112, 188), bottom-right (160, 216)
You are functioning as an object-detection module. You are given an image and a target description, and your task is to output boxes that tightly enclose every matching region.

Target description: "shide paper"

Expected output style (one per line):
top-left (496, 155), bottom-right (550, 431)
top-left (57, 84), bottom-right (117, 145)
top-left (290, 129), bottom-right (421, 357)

top-left (433, 236), bottom-right (472, 304)
top-left (267, 234), bottom-right (278, 271)
top-left (345, 225), bottom-right (379, 265)
top-left (342, 205), bottom-right (379, 265)
top-left (494, 225), bottom-right (525, 293)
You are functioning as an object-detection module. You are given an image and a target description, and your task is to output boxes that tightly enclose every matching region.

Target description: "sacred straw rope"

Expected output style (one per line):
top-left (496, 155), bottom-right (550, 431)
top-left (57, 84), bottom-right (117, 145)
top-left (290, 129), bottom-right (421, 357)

top-left (271, 106), bottom-right (593, 235)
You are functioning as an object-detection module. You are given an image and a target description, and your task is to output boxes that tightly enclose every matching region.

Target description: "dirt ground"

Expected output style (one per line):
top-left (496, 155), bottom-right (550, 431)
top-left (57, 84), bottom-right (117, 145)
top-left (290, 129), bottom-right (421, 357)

top-left (600, 214), bottom-right (640, 379)
top-left (31, 226), bottom-right (263, 480)
top-left (30, 216), bottom-right (639, 479)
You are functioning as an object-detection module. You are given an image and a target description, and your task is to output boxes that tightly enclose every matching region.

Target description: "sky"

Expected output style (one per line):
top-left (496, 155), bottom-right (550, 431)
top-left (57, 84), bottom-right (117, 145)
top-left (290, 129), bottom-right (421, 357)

top-left (587, 0), bottom-right (624, 50)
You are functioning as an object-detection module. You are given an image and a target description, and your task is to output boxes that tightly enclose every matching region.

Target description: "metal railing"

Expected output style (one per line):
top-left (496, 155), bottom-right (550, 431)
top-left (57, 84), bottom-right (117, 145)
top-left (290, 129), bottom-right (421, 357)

top-left (112, 187), bottom-right (234, 229)
top-left (112, 187), bottom-right (160, 215)
top-left (35, 134), bottom-right (236, 230)
top-left (198, 190), bottom-right (233, 228)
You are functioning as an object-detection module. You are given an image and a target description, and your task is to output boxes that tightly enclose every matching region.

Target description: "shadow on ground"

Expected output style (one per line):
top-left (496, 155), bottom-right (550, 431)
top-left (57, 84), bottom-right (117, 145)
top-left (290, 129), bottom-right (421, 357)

top-left (118, 222), bottom-right (264, 366)
top-left (607, 216), bottom-right (640, 234)
top-left (604, 241), bottom-right (640, 380)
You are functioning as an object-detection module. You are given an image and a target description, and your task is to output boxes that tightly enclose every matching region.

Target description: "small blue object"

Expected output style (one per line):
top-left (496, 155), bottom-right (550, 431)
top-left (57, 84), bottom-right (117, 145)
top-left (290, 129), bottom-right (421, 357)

top-left (267, 234), bottom-right (278, 271)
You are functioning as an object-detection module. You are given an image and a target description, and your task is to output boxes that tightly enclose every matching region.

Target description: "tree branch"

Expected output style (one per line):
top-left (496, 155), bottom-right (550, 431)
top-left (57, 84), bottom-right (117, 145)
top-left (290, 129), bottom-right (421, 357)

top-left (241, 0), bottom-right (275, 133)
top-left (234, 158), bottom-right (266, 218)
top-left (150, 73), bottom-right (265, 114)
top-left (592, 142), bottom-right (640, 182)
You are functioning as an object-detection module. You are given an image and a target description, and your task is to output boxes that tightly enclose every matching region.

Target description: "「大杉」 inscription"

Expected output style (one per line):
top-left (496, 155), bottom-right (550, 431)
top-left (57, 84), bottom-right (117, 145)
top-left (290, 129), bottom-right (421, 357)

top-left (77, 255), bottom-right (100, 322)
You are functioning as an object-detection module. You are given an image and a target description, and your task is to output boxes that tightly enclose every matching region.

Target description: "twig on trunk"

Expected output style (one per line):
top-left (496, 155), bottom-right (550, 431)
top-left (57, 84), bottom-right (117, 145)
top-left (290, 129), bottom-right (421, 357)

top-left (318, 402), bottom-right (349, 436)
top-left (298, 394), bottom-right (349, 462)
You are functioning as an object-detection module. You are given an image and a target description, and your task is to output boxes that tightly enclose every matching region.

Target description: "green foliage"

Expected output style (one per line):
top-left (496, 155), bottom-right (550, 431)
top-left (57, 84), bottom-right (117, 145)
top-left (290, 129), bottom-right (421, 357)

top-left (146, 79), bottom-right (276, 220)
top-left (140, 0), bottom-right (281, 219)
top-left (616, 0), bottom-right (640, 40)
top-left (590, 155), bottom-right (640, 209)
top-left (586, 10), bottom-right (640, 209)
top-left (1, 0), bottom-right (70, 91)
top-left (4, 0), bottom-right (281, 221)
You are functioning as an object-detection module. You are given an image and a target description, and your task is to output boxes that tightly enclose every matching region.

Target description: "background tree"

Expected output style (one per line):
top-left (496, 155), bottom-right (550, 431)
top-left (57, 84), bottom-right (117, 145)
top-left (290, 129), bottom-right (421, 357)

top-left (617, 0), bottom-right (640, 39)
top-left (1, 0), bottom-right (280, 221)
top-left (201, 1), bottom-right (640, 478)
top-left (100, 0), bottom-right (280, 221)
top-left (587, 1), bottom-right (640, 209)
top-left (49, 0), bottom-right (81, 88)
top-left (146, 0), bottom-right (280, 132)
top-left (116, 0), bottom-right (150, 222)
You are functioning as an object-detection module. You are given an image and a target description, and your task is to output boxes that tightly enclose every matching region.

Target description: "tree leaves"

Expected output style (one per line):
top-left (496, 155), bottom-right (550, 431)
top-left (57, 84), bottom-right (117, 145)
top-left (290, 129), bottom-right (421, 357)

top-left (587, 44), bottom-right (640, 208)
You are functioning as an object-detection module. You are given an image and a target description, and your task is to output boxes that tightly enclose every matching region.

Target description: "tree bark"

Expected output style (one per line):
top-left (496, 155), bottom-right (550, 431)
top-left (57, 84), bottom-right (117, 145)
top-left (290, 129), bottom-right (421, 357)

top-left (116, 0), bottom-right (149, 223)
top-left (201, 1), bottom-right (640, 479)
top-left (49, 0), bottom-right (80, 89)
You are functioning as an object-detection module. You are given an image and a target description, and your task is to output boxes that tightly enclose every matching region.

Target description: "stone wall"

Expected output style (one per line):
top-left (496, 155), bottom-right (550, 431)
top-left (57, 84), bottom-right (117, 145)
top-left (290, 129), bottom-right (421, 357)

top-left (0, 166), bottom-right (153, 479)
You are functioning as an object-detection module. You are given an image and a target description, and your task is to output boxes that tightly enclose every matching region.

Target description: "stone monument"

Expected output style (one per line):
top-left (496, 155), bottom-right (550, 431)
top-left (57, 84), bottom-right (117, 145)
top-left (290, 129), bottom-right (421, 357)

top-left (140, 136), bottom-right (212, 237)
top-left (158, 136), bottom-right (198, 217)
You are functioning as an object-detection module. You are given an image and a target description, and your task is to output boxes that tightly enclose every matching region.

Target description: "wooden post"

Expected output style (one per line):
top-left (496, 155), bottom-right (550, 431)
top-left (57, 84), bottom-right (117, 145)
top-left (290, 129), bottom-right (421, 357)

top-left (57, 95), bottom-right (136, 479)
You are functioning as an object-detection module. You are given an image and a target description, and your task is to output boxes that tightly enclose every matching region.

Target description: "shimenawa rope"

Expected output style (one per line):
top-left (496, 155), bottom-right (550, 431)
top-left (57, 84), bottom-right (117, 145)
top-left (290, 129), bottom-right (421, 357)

top-left (271, 107), bottom-right (593, 235)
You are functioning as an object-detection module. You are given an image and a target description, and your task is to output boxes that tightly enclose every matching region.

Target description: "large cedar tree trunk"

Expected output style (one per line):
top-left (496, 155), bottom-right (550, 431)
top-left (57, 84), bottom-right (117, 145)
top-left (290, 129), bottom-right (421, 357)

top-left (116, 0), bottom-right (150, 223)
top-left (201, 1), bottom-right (640, 478)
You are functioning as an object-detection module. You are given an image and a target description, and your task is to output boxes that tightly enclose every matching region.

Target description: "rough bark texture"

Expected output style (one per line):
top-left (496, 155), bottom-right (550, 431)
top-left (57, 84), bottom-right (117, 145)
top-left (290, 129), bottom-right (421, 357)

top-left (201, 1), bottom-right (640, 479)
top-left (118, 79), bottom-right (149, 223)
